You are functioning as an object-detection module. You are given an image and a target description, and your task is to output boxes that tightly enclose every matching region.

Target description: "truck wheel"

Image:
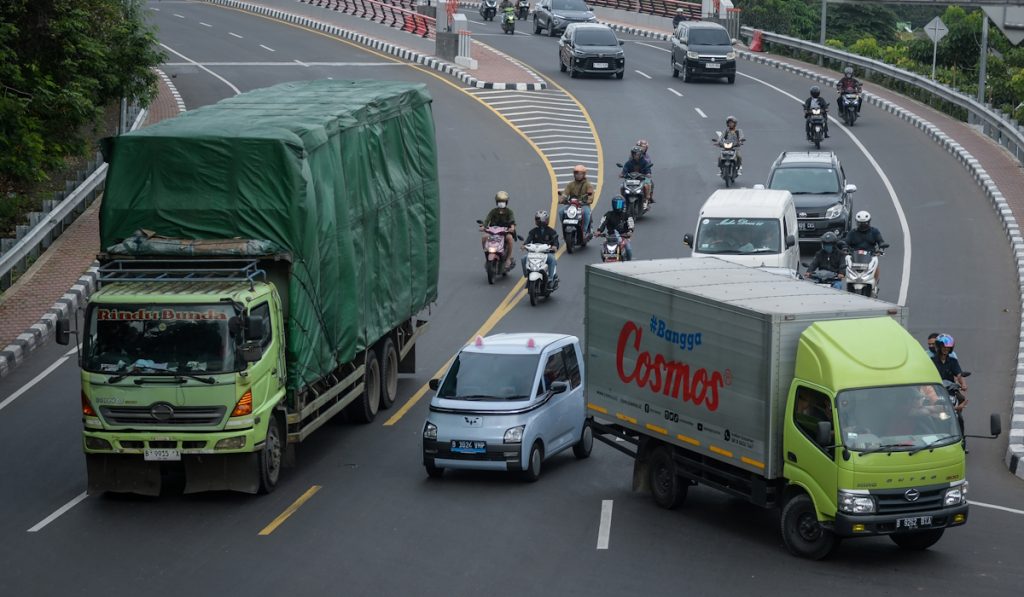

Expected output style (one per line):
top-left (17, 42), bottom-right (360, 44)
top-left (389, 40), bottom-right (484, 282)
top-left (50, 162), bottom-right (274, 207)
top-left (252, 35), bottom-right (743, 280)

top-left (257, 417), bottom-right (283, 494)
top-left (572, 421), bottom-right (593, 459)
top-left (780, 494), bottom-right (839, 560)
top-left (348, 350), bottom-right (381, 424)
top-left (649, 446), bottom-right (687, 509)
top-left (425, 461), bottom-right (445, 479)
top-left (378, 337), bottom-right (399, 410)
top-left (520, 441), bottom-right (543, 482)
top-left (890, 529), bottom-right (944, 551)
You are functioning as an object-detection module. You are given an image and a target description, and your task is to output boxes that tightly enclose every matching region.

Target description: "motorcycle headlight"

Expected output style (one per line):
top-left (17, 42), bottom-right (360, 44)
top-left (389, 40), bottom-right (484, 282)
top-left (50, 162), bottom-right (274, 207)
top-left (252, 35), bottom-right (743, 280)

top-left (725, 50), bottom-right (737, 60)
top-left (686, 50), bottom-right (699, 60)
top-left (825, 203), bottom-right (845, 220)
top-left (944, 481), bottom-right (968, 506)
top-left (504, 425), bottom-right (525, 444)
top-left (566, 206), bottom-right (579, 218)
top-left (423, 421), bottom-right (438, 441)
top-left (838, 490), bottom-right (876, 514)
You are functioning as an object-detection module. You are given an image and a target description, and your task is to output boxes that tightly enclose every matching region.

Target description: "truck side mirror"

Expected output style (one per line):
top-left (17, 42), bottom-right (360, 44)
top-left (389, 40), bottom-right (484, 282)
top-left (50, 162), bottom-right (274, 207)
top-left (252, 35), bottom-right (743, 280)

top-left (990, 413), bottom-right (1002, 437)
top-left (245, 316), bottom-right (265, 341)
top-left (682, 233), bottom-right (693, 248)
top-left (55, 318), bottom-right (72, 346)
top-left (785, 234), bottom-right (796, 248)
top-left (816, 420), bottom-right (833, 447)
top-left (429, 378), bottom-right (440, 391)
top-left (550, 381), bottom-right (568, 394)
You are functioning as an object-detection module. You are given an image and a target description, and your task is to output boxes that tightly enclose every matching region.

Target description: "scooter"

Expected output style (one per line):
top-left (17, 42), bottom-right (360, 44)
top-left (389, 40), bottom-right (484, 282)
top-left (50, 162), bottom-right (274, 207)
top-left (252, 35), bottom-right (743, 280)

top-left (844, 243), bottom-right (887, 297)
top-left (479, 0), bottom-right (497, 21)
top-left (806, 106), bottom-right (826, 149)
top-left (597, 230), bottom-right (630, 262)
top-left (802, 267), bottom-right (843, 289)
top-left (501, 7), bottom-right (516, 34)
top-left (477, 220), bottom-right (517, 284)
top-left (517, 0), bottom-right (530, 19)
top-left (712, 131), bottom-right (744, 188)
top-left (615, 165), bottom-right (649, 219)
top-left (839, 91), bottom-right (860, 126)
top-left (561, 196), bottom-right (590, 254)
top-left (523, 243), bottom-right (558, 306)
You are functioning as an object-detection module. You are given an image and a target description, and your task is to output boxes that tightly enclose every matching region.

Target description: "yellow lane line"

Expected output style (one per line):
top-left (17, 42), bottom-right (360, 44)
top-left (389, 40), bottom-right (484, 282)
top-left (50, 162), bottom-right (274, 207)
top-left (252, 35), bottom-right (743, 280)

top-left (258, 485), bottom-right (321, 536)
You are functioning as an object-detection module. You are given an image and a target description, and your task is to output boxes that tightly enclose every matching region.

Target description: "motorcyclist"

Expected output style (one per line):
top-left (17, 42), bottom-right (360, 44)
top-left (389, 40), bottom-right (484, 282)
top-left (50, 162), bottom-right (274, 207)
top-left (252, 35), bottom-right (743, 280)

top-left (932, 334), bottom-right (968, 442)
top-left (635, 139), bottom-right (655, 199)
top-left (803, 85), bottom-right (830, 139)
top-left (500, 0), bottom-right (515, 17)
top-left (521, 210), bottom-right (559, 280)
top-left (481, 191), bottom-right (516, 271)
top-left (836, 66), bottom-right (863, 114)
top-left (844, 210), bottom-right (885, 285)
top-left (620, 145), bottom-right (654, 203)
top-left (596, 196), bottom-right (635, 261)
top-left (558, 164), bottom-right (594, 236)
top-left (719, 115), bottom-right (744, 174)
top-left (673, 8), bottom-right (686, 29)
top-left (803, 231), bottom-right (845, 288)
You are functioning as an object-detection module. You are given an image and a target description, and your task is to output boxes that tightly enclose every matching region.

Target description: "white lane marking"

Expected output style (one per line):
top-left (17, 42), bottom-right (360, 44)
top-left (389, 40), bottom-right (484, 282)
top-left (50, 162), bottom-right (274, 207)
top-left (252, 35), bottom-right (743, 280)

top-left (634, 41), bottom-right (669, 53)
top-left (635, 70), bottom-right (652, 79)
top-left (970, 500), bottom-right (1024, 516)
top-left (260, 44), bottom-right (276, 53)
top-left (174, 13), bottom-right (185, 19)
top-left (738, 71), bottom-right (912, 305)
top-left (161, 43), bottom-right (241, 95)
top-left (0, 352), bottom-right (75, 412)
top-left (695, 107), bottom-right (707, 118)
top-left (200, 22), bottom-right (212, 27)
top-left (27, 492), bottom-right (88, 533)
top-left (668, 88), bottom-right (683, 97)
top-left (294, 59), bottom-right (309, 67)
top-left (597, 500), bottom-right (613, 549)
top-left (229, 32), bottom-right (243, 39)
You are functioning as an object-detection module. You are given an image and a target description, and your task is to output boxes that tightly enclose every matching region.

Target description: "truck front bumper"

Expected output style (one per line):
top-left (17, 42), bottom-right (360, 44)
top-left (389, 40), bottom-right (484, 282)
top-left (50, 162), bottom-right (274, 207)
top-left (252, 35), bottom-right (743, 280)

top-left (833, 504), bottom-right (968, 537)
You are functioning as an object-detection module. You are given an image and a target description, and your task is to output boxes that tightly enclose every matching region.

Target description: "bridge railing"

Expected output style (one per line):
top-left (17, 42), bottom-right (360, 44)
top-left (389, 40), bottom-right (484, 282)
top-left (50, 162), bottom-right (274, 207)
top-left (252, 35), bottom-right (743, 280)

top-left (303, 0), bottom-right (436, 38)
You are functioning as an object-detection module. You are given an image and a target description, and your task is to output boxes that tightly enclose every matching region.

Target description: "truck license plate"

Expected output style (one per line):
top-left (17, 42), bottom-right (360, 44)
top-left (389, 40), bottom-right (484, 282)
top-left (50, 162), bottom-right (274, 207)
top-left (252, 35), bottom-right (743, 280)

top-left (895, 515), bottom-right (932, 529)
top-left (451, 440), bottom-right (486, 454)
top-left (144, 448), bottom-right (181, 461)
top-left (800, 222), bottom-right (814, 230)
top-left (705, 62), bottom-right (721, 69)
top-left (593, 62), bottom-right (608, 69)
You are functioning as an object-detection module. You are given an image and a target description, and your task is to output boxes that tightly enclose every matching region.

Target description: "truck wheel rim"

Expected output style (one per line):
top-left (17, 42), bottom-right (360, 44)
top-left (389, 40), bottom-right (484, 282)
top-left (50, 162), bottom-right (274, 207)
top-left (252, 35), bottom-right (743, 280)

top-left (384, 346), bottom-right (398, 404)
top-left (266, 424), bottom-right (281, 482)
top-left (797, 512), bottom-right (821, 541)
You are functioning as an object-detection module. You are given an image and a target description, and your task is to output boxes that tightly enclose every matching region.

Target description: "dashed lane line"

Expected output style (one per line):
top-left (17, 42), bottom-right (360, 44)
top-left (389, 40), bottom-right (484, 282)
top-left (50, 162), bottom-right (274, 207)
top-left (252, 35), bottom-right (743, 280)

top-left (229, 31), bottom-right (243, 38)
top-left (695, 107), bottom-right (707, 118)
top-left (668, 88), bottom-right (683, 97)
top-left (260, 44), bottom-right (276, 52)
top-left (597, 500), bottom-right (613, 549)
top-left (635, 70), bottom-right (651, 79)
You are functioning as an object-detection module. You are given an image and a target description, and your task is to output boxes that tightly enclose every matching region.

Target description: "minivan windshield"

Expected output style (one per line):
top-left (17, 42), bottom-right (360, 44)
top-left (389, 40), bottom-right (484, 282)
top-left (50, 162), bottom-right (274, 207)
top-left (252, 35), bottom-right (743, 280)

top-left (837, 384), bottom-right (961, 453)
top-left (553, 0), bottom-right (589, 11)
top-left (438, 352), bottom-right (539, 401)
top-left (695, 218), bottom-right (781, 254)
top-left (689, 29), bottom-right (731, 46)
top-left (576, 29), bottom-right (618, 46)
top-left (769, 167), bottom-right (840, 195)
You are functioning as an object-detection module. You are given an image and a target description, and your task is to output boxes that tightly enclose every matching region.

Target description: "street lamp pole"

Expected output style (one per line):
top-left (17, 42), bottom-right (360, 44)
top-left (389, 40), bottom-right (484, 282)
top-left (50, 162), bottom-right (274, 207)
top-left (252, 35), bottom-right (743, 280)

top-left (819, 0), bottom-right (827, 66)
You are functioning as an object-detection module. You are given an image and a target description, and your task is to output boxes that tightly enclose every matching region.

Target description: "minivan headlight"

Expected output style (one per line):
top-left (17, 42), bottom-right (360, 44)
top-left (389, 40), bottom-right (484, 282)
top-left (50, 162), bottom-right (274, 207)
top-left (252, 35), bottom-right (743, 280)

top-left (686, 50), bottom-right (699, 60)
top-left (726, 50), bottom-right (737, 60)
top-left (825, 203), bottom-right (845, 220)
top-left (504, 425), bottom-right (525, 444)
top-left (944, 480), bottom-right (968, 506)
top-left (838, 490), bottom-right (876, 514)
top-left (423, 421), bottom-right (438, 441)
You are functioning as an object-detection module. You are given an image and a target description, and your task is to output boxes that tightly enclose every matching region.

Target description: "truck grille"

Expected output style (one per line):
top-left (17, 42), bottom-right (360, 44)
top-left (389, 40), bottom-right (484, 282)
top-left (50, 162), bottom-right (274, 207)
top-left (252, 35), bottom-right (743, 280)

top-left (873, 485), bottom-right (947, 515)
top-left (100, 405), bottom-right (226, 427)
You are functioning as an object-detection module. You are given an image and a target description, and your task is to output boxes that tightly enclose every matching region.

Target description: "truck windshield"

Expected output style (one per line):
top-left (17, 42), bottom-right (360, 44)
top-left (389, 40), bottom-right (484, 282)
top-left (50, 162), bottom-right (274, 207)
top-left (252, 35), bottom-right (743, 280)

top-left (695, 217), bottom-right (781, 254)
top-left (836, 384), bottom-right (961, 452)
top-left (438, 352), bottom-right (540, 401)
top-left (82, 303), bottom-right (239, 376)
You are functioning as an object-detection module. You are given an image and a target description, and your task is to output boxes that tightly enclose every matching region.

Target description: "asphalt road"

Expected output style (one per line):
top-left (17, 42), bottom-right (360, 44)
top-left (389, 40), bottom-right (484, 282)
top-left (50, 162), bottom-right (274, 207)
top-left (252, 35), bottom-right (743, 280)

top-left (1, 4), bottom-right (1022, 595)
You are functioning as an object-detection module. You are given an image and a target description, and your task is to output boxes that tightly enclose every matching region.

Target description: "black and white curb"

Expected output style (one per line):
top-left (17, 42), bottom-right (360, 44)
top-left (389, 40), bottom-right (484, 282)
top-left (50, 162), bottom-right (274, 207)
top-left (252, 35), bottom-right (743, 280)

top-left (601, 22), bottom-right (670, 41)
top-left (204, 0), bottom-right (546, 90)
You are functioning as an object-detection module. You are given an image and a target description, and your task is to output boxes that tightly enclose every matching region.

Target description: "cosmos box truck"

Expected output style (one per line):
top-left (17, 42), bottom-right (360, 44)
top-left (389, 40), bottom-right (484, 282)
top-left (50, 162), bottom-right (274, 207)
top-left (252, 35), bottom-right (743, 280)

top-left (57, 80), bottom-right (440, 495)
top-left (585, 258), bottom-right (994, 559)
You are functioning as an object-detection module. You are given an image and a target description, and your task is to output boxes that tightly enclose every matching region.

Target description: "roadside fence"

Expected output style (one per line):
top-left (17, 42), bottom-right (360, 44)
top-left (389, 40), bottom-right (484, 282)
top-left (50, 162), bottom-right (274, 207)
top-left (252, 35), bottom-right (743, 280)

top-left (302, 0), bottom-right (436, 38)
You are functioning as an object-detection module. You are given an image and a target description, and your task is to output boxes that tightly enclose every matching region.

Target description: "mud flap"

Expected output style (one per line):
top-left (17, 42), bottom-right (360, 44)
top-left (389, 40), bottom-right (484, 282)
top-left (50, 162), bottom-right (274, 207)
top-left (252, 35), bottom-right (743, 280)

top-left (86, 453), bottom-right (161, 496)
top-left (183, 453), bottom-right (260, 494)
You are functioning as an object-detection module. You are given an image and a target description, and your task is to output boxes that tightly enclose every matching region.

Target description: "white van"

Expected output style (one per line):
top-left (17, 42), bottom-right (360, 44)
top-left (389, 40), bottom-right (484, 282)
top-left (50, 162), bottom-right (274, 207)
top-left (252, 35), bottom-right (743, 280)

top-left (682, 188), bottom-right (800, 275)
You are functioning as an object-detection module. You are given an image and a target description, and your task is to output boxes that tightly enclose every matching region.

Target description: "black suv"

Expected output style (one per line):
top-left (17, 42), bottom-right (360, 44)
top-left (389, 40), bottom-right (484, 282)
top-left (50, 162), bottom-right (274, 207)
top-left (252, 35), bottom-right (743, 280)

top-left (670, 21), bottom-right (736, 84)
top-left (558, 23), bottom-right (625, 79)
top-left (766, 151), bottom-right (856, 244)
top-left (534, 0), bottom-right (596, 37)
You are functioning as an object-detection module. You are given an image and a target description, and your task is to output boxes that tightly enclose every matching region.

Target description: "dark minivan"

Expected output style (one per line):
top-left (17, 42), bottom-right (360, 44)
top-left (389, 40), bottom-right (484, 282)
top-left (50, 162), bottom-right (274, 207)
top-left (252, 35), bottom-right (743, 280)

top-left (766, 151), bottom-right (857, 244)
top-left (670, 21), bottom-right (736, 84)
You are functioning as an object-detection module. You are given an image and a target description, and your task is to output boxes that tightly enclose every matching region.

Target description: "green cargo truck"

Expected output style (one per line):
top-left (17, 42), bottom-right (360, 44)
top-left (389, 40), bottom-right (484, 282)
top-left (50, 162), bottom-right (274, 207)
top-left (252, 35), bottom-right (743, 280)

top-left (585, 258), bottom-right (1000, 558)
top-left (56, 80), bottom-right (440, 495)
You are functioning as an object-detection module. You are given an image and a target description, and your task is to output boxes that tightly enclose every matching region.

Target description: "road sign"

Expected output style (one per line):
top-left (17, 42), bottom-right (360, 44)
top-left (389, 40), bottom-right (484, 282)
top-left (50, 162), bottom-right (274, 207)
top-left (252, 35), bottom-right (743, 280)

top-left (924, 16), bottom-right (949, 43)
top-left (983, 6), bottom-right (1024, 45)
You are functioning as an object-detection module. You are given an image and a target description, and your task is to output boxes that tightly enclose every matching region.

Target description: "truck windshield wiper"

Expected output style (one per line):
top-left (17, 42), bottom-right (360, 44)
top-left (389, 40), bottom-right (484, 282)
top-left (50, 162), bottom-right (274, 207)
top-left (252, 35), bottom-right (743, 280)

top-left (908, 435), bottom-right (961, 456)
top-left (855, 443), bottom-right (911, 455)
top-left (132, 373), bottom-right (218, 385)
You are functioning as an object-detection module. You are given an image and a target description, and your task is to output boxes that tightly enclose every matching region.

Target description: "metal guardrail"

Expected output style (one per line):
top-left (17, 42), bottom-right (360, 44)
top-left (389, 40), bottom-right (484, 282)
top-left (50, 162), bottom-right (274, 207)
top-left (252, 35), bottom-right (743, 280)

top-left (303, 0), bottom-right (436, 38)
top-left (740, 26), bottom-right (1024, 168)
top-left (0, 106), bottom-right (146, 292)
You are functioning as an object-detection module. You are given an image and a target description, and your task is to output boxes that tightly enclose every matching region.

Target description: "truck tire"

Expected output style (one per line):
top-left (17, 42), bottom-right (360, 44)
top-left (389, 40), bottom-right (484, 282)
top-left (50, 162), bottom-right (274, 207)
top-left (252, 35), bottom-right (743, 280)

top-left (378, 337), bottom-right (399, 410)
top-left (572, 421), bottom-right (593, 459)
top-left (348, 350), bottom-right (381, 424)
top-left (649, 445), bottom-right (687, 509)
top-left (520, 441), bottom-right (543, 482)
top-left (257, 417), bottom-right (283, 494)
top-left (780, 494), bottom-right (839, 559)
top-left (890, 529), bottom-right (944, 551)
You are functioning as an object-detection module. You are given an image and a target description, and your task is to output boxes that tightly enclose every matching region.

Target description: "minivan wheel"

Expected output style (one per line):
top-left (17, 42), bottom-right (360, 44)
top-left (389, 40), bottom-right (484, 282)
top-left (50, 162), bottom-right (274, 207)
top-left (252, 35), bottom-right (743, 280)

top-left (521, 441), bottom-right (543, 482)
top-left (572, 422), bottom-right (593, 459)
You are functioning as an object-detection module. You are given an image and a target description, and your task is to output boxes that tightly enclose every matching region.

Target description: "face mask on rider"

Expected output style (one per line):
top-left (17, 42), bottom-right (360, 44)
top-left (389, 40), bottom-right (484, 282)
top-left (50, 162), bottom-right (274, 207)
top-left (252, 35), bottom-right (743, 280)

top-left (823, 244), bottom-right (833, 253)
top-left (497, 202), bottom-right (507, 209)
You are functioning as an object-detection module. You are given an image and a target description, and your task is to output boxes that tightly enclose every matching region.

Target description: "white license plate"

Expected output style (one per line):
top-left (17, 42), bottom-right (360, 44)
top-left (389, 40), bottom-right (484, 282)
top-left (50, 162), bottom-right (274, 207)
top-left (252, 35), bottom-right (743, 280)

top-left (593, 62), bottom-right (608, 69)
top-left (800, 222), bottom-right (814, 230)
top-left (563, 219), bottom-right (578, 225)
top-left (896, 515), bottom-right (933, 529)
top-left (705, 62), bottom-right (721, 69)
top-left (144, 448), bottom-right (181, 461)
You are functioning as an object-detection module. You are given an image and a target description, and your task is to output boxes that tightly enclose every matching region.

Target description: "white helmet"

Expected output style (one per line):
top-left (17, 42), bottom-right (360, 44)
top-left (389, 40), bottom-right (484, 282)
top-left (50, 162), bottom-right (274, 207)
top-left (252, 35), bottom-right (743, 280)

top-left (855, 210), bottom-right (871, 224)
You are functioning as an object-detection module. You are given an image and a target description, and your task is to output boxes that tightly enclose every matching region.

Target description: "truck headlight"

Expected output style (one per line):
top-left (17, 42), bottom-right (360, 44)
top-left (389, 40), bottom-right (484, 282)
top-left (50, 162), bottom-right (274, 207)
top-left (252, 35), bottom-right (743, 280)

top-left (825, 203), bottom-right (845, 220)
top-left (85, 437), bottom-right (112, 450)
top-left (215, 436), bottom-right (246, 450)
top-left (423, 421), bottom-right (438, 441)
top-left (504, 425), bottom-right (525, 444)
top-left (944, 481), bottom-right (968, 506)
top-left (686, 51), bottom-right (699, 60)
top-left (838, 490), bottom-right (876, 514)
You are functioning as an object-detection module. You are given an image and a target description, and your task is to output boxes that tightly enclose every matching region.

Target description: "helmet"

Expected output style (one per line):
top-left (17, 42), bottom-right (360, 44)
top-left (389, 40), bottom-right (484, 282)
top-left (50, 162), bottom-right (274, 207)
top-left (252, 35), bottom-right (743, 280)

top-left (611, 196), bottom-right (625, 212)
top-left (535, 210), bottom-right (549, 225)
top-left (935, 333), bottom-right (955, 349)
top-left (726, 115), bottom-right (737, 125)
top-left (855, 210), bottom-right (871, 224)
top-left (495, 191), bottom-right (510, 204)
top-left (820, 231), bottom-right (838, 245)
top-left (810, 86), bottom-right (821, 98)
top-left (676, 7), bottom-right (684, 14)
top-left (844, 66), bottom-right (854, 77)
top-left (573, 164), bottom-right (587, 175)
top-left (631, 145), bottom-right (643, 158)
top-left (636, 139), bottom-right (649, 151)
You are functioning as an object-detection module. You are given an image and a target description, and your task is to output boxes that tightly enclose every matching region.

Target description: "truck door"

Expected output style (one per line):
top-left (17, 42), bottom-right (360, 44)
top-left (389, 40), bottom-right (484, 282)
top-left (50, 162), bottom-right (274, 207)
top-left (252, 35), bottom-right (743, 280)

top-left (784, 385), bottom-right (838, 516)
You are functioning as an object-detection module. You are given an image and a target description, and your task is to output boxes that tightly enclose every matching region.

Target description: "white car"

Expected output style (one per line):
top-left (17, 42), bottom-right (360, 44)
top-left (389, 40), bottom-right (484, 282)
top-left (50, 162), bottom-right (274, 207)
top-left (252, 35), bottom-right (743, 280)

top-left (422, 333), bottom-right (592, 481)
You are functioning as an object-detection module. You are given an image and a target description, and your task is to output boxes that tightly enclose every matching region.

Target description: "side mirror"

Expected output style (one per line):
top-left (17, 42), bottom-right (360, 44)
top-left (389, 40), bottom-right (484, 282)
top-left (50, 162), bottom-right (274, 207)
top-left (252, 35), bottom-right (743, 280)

top-left (800, 262), bottom-right (810, 268)
top-left (682, 233), bottom-right (693, 248)
top-left (879, 242), bottom-right (890, 250)
top-left (962, 371), bottom-right (972, 378)
top-left (615, 162), bottom-right (624, 168)
top-left (785, 234), bottom-right (796, 248)
top-left (816, 420), bottom-right (833, 447)
top-left (55, 318), bottom-right (72, 346)
top-left (475, 219), bottom-right (484, 225)
top-left (990, 413), bottom-right (1002, 437)
top-left (245, 315), bottom-right (265, 341)
top-left (240, 343), bottom-right (263, 363)
top-left (428, 378), bottom-right (440, 391)
top-left (550, 381), bottom-right (569, 394)
top-left (845, 183), bottom-right (857, 194)
top-left (619, 40), bottom-right (624, 46)
top-left (740, 137), bottom-right (746, 143)
top-left (752, 184), bottom-right (766, 190)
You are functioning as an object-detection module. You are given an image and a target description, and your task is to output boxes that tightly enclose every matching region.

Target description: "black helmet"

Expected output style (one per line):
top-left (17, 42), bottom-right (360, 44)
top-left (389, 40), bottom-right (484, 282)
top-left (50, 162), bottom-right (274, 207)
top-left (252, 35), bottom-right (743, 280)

top-left (821, 231), bottom-right (838, 245)
top-left (810, 86), bottom-right (821, 98)
top-left (726, 115), bottom-right (737, 125)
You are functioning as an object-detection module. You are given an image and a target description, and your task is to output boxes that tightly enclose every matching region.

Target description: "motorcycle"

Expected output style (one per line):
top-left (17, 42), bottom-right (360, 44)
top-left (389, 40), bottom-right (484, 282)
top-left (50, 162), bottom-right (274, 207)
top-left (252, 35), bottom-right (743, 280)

top-left (560, 196), bottom-right (589, 254)
top-left (476, 220), bottom-right (517, 284)
top-left (712, 132), bottom-right (744, 188)
top-left (501, 7), bottom-right (516, 34)
top-left (615, 164), bottom-right (649, 219)
top-left (523, 242), bottom-right (558, 306)
top-left (942, 371), bottom-right (971, 442)
top-left (802, 267), bottom-right (843, 289)
top-left (597, 230), bottom-right (630, 263)
top-left (844, 243), bottom-right (888, 297)
top-left (839, 91), bottom-right (860, 126)
top-left (517, 0), bottom-right (530, 19)
top-left (806, 106), bottom-right (826, 149)
top-left (480, 0), bottom-right (497, 21)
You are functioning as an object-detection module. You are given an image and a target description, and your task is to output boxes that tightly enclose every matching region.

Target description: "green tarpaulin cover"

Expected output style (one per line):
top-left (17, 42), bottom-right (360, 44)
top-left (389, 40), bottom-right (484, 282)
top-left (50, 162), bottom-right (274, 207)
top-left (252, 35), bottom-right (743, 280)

top-left (100, 80), bottom-right (440, 390)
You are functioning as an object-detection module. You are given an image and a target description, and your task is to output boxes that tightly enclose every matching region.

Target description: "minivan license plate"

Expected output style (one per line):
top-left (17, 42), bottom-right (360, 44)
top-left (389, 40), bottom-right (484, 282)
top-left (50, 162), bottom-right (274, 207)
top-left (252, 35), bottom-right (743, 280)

top-left (896, 516), bottom-right (933, 529)
top-left (144, 448), bottom-right (181, 461)
top-left (593, 62), bottom-right (608, 69)
top-left (451, 440), bottom-right (486, 454)
top-left (705, 62), bottom-right (721, 69)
